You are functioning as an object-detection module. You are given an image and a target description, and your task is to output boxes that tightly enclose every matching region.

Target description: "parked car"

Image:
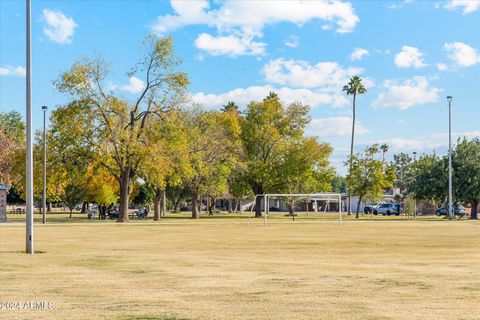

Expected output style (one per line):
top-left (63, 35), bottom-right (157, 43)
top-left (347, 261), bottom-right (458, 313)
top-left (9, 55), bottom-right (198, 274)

top-left (435, 205), bottom-right (466, 217)
top-left (364, 202), bottom-right (384, 214)
top-left (373, 203), bottom-right (402, 216)
top-left (364, 205), bottom-right (373, 214)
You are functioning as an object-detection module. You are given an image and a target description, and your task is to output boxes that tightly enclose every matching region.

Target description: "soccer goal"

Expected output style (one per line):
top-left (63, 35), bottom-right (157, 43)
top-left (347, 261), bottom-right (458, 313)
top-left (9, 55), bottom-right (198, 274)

top-left (250, 193), bottom-right (343, 226)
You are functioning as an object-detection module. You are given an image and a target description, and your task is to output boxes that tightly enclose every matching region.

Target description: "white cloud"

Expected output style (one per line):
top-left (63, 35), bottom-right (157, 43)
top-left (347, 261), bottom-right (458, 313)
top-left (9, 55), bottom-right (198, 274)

top-left (350, 48), bottom-right (369, 61)
top-left (306, 117), bottom-right (368, 137)
top-left (394, 46), bottom-right (426, 68)
top-left (372, 76), bottom-right (441, 110)
top-left (0, 65), bottom-right (26, 77)
top-left (151, 0), bottom-right (359, 56)
top-left (388, 0), bottom-right (414, 9)
top-left (194, 33), bottom-right (265, 57)
top-left (443, 42), bottom-right (480, 67)
top-left (192, 85), bottom-right (348, 109)
top-left (119, 77), bottom-right (146, 94)
top-left (42, 9), bottom-right (77, 44)
top-left (436, 63), bottom-right (448, 71)
top-left (373, 131), bottom-right (480, 152)
top-left (284, 35), bottom-right (299, 48)
top-left (263, 58), bottom-right (363, 90)
top-left (444, 0), bottom-right (480, 14)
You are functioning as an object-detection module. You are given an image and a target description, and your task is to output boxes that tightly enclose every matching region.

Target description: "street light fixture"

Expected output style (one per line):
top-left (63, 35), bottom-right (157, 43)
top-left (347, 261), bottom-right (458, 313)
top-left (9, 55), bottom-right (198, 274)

top-left (447, 96), bottom-right (453, 220)
top-left (42, 106), bottom-right (48, 224)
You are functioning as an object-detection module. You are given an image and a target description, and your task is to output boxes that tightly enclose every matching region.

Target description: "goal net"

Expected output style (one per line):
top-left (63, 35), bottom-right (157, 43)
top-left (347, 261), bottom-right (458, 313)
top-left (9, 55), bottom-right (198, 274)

top-left (250, 193), bottom-right (343, 226)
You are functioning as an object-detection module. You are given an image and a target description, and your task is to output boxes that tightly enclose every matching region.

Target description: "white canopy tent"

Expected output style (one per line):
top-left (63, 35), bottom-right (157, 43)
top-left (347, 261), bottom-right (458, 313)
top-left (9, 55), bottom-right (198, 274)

top-left (251, 193), bottom-right (343, 226)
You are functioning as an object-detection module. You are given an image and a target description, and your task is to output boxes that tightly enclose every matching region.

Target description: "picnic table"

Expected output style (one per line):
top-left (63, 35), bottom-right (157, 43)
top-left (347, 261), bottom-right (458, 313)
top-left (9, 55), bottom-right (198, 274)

top-left (10, 208), bottom-right (26, 214)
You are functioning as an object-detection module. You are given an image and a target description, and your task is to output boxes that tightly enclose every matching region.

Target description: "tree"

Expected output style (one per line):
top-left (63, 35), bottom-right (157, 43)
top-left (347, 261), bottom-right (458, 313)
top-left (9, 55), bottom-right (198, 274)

top-left (61, 180), bottom-right (86, 218)
top-left (85, 164), bottom-right (119, 207)
top-left (380, 144), bottom-right (389, 163)
top-left (346, 144), bottom-right (396, 218)
top-left (410, 154), bottom-right (447, 206)
top-left (241, 93), bottom-right (310, 217)
top-left (393, 153), bottom-right (415, 210)
top-left (221, 101), bottom-right (239, 113)
top-left (52, 35), bottom-right (188, 222)
top-left (142, 110), bottom-right (192, 220)
top-left (331, 175), bottom-right (346, 193)
top-left (453, 138), bottom-right (480, 219)
top-left (277, 138), bottom-right (334, 215)
top-left (343, 75), bottom-right (367, 215)
top-left (183, 109), bottom-right (240, 218)
top-left (0, 111), bottom-right (25, 185)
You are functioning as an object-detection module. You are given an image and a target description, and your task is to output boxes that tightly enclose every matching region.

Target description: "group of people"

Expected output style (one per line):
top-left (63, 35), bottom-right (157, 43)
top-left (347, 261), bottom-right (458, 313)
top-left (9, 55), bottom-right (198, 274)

top-left (98, 204), bottom-right (118, 220)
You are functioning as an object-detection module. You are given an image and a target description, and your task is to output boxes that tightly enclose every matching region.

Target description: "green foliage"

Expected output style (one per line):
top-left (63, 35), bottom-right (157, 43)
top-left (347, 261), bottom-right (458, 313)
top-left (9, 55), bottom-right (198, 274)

top-left (346, 144), bottom-right (396, 218)
top-left (331, 175), bottom-right (346, 193)
top-left (453, 138), bottom-right (480, 202)
top-left (410, 154), bottom-right (447, 205)
top-left (0, 111), bottom-right (25, 184)
top-left (51, 35), bottom-right (188, 221)
top-left (183, 109), bottom-right (240, 217)
top-left (240, 93), bottom-right (310, 192)
top-left (61, 180), bottom-right (86, 214)
top-left (0, 111), bottom-right (25, 143)
top-left (453, 138), bottom-right (480, 218)
top-left (342, 75), bottom-right (367, 96)
top-left (393, 152), bottom-right (415, 205)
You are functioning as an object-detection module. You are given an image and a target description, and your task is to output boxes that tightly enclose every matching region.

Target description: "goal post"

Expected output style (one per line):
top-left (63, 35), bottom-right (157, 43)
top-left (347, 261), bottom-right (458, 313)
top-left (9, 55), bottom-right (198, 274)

top-left (260, 193), bottom-right (343, 226)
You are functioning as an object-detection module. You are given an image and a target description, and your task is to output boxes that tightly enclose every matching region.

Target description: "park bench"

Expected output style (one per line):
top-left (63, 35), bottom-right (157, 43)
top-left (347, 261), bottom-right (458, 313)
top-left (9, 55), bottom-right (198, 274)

top-left (129, 209), bottom-right (148, 220)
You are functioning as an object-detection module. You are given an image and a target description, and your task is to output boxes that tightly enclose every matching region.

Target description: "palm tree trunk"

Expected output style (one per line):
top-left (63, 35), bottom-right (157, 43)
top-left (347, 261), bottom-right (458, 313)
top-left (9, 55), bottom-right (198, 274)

top-left (348, 93), bottom-right (356, 215)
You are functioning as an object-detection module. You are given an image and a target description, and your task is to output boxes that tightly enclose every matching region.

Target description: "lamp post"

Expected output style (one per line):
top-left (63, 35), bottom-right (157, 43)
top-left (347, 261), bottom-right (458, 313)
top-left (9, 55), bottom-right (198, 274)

top-left (413, 151), bottom-right (417, 218)
top-left (42, 106), bottom-right (48, 224)
top-left (26, 0), bottom-right (34, 254)
top-left (447, 96), bottom-right (453, 220)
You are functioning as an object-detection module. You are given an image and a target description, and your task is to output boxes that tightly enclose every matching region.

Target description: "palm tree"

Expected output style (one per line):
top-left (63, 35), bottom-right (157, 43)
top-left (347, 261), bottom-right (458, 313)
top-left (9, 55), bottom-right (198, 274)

top-left (343, 75), bottom-right (367, 215)
top-left (380, 144), bottom-right (389, 162)
top-left (221, 101), bottom-right (239, 113)
top-left (264, 91), bottom-right (279, 101)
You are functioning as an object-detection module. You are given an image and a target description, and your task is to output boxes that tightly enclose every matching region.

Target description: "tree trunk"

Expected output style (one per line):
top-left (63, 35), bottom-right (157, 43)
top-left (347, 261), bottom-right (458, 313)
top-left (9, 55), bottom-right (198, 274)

top-left (81, 201), bottom-right (87, 214)
top-left (208, 196), bottom-right (215, 215)
top-left (173, 198), bottom-right (181, 213)
top-left (252, 182), bottom-right (264, 217)
top-left (118, 169), bottom-right (130, 222)
top-left (348, 93), bottom-right (356, 215)
top-left (161, 189), bottom-right (167, 217)
top-left (288, 201), bottom-right (295, 215)
top-left (48, 202), bottom-right (52, 212)
top-left (69, 209), bottom-right (73, 219)
top-left (471, 199), bottom-right (478, 220)
top-left (191, 192), bottom-right (199, 219)
top-left (228, 199), bottom-right (233, 213)
top-left (153, 188), bottom-right (162, 221)
top-left (355, 196), bottom-right (362, 219)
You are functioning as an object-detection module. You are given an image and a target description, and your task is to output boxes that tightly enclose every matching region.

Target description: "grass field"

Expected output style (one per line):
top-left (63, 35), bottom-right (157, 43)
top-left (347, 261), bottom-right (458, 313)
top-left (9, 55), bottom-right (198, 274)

top-left (1, 215), bottom-right (479, 320)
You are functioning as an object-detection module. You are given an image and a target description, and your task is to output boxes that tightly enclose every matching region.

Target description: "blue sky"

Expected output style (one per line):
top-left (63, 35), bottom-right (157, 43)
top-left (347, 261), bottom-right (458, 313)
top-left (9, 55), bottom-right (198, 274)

top-left (1, 0), bottom-right (479, 174)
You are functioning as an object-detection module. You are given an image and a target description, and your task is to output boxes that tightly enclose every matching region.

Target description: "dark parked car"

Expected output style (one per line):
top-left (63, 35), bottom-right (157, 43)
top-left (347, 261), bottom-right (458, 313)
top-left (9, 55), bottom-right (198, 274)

top-left (436, 205), bottom-right (466, 217)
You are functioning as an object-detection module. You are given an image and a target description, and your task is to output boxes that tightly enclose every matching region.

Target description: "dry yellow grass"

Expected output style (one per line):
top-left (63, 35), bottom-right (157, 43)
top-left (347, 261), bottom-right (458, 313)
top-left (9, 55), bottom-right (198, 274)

top-left (1, 219), bottom-right (479, 320)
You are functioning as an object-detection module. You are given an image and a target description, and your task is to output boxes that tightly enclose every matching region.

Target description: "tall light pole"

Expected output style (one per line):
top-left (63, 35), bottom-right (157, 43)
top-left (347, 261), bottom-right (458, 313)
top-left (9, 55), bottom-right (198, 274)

top-left (42, 106), bottom-right (48, 224)
top-left (413, 151), bottom-right (417, 218)
top-left (447, 96), bottom-right (453, 220)
top-left (26, 0), bottom-right (34, 254)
